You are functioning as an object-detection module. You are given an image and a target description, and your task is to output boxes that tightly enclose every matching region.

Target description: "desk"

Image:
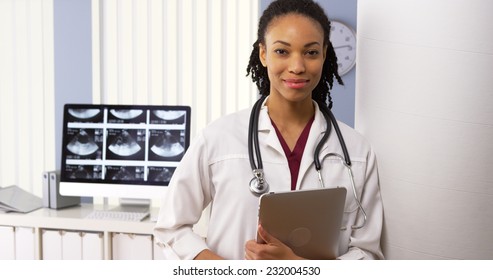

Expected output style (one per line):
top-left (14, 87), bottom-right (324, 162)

top-left (0, 204), bottom-right (164, 260)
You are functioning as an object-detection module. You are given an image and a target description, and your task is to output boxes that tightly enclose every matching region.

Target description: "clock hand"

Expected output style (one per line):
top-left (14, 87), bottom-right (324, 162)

top-left (334, 45), bottom-right (353, 50)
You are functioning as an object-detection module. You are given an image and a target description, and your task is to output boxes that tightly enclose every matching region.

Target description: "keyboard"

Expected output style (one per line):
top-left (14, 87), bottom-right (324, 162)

top-left (85, 210), bottom-right (150, 222)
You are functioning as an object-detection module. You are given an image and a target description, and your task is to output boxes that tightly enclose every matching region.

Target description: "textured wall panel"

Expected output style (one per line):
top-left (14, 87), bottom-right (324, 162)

top-left (355, 0), bottom-right (493, 259)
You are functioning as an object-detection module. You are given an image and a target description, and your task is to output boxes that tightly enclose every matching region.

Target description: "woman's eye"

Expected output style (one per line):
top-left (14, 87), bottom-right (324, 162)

top-left (274, 49), bottom-right (288, 55)
top-left (306, 50), bottom-right (319, 56)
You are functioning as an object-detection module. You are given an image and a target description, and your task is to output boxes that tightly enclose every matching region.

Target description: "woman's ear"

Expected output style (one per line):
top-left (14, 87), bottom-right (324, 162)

top-left (259, 43), bottom-right (267, 67)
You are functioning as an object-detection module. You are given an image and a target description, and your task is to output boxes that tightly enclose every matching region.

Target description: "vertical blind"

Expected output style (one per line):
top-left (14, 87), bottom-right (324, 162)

top-left (0, 0), bottom-right (55, 195)
top-left (92, 0), bottom-right (260, 138)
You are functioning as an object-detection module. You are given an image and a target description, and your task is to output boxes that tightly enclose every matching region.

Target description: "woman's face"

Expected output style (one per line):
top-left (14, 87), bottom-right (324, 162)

top-left (259, 13), bottom-right (326, 104)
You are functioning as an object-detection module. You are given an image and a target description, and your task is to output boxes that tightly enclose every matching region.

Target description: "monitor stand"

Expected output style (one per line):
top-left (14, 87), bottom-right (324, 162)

top-left (109, 198), bottom-right (151, 213)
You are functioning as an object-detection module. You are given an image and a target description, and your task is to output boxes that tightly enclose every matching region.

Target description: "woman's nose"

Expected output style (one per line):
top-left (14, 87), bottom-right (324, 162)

top-left (288, 54), bottom-right (305, 74)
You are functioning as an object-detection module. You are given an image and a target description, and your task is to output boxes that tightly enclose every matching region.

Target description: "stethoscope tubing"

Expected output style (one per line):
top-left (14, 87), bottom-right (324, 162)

top-left (316, 103), bottom-right (351, 168)
top-left (248, 95), bottom-right (266, 171)
top-left (248, 95), bottom-right (269, 195)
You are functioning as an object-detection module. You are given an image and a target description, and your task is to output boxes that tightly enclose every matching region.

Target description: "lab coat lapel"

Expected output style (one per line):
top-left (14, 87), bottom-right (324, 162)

top-left (296, 102), bottom-right (327, 189)
top-left (258, 105), bottom-right (284, 156)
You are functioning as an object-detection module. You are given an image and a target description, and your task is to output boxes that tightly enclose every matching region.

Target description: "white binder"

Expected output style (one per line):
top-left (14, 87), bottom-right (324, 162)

top-left (62, 231), bottom-right (82, 260)
top-left (0, 226), bottom-right (15, 259)
top-left (112, 233), bottom-right (153, 260)
top-left (42, 229), bottom-right (63, 260)
top-left (15, 227), bottom-right (36, 260)
top-left (82, 232), bottom-right (104, 260)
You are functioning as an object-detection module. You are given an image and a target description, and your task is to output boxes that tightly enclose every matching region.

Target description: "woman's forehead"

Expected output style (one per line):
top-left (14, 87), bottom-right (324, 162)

top-left (264, 13), bottom-right (324, 45)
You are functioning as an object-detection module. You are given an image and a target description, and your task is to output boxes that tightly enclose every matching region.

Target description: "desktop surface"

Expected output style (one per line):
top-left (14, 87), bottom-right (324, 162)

top-left (0, 204), bottom-right (159, 234)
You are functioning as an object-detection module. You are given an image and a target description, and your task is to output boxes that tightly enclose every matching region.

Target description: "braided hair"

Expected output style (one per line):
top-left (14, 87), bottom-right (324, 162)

top-left (246, 0), bottom-right (343, 109)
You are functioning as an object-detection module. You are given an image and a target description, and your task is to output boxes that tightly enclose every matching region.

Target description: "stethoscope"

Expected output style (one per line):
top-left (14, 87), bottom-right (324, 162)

top-left (247, 95), bottom-right (367, 230)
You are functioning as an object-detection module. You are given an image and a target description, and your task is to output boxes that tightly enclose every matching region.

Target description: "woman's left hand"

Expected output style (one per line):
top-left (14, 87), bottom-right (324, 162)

top-left (244, 225), bottom-right (305, 260)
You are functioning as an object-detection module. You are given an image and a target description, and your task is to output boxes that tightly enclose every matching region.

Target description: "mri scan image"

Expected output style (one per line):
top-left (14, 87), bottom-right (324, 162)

top-left (65, 128), bottom-right (102, 159)
top-left (150, 110), bottom-right (186, 125)
top-left (108, 109), bottom-right (145, 124)
top-left (106, 129), bottom-right (145, 160)
top-left (67, 108), bottom-right (103, 123)
top-left (65, 165), bottom-right (102, 180)
top-left (147, 166), bottom-right (176, 182)
top-left (149, 130), bottom-right (185, 160)
top-left (105, 166), bottom-right (144, 181)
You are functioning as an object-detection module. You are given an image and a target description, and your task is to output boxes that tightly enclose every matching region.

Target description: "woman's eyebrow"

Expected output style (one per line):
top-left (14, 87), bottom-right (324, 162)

top-left (272, 40), bottom-right (321, 47)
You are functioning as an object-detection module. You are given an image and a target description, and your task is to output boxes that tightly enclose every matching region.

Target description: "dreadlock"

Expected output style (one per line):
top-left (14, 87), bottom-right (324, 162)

top-left (246, 0), bottom-right (343, 109)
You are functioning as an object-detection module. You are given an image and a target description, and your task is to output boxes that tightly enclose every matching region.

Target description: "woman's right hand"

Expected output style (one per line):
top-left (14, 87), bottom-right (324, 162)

top-left (194, 249), bottom-right (224, 260)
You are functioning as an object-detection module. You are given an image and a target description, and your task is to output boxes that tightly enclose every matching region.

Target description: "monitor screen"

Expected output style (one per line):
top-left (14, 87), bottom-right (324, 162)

top-left (59, 104), bottom-right (191, 200)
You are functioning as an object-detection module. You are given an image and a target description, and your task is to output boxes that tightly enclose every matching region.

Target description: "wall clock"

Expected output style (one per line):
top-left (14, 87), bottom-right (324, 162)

top-left (329, 20), bottom-right (357, 76)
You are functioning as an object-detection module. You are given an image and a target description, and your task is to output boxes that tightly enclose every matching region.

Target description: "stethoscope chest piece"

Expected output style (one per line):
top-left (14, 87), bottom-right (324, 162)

top-left (249, 169), bottom-right (269, 196)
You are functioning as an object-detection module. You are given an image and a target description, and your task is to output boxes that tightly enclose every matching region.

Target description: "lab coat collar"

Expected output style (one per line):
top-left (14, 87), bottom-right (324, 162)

top-left (257, 97), bottom-right (284, 155)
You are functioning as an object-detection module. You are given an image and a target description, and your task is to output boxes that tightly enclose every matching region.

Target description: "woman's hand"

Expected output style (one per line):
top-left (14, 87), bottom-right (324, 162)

top-left (244, 225), bottom-right (305, 260)
top-left (194, 249), bottom-right (224, 260)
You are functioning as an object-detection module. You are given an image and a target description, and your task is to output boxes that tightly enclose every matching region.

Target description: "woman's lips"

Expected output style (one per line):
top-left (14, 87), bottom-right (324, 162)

top-left (283, 79), bottom-right (309, 89)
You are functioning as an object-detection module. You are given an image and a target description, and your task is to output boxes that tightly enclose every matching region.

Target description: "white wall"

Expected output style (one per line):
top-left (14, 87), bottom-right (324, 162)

top-left (356, 0), bottom-right (493, 259)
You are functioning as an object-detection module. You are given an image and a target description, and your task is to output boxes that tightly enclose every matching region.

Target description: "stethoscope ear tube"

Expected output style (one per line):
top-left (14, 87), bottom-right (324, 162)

top-left (327, 109), bottom-right (351, 167)
top-left (248, 95), bottom-right (266, 170)
top-left (248, 95), bottom-right (268, 195)
top-left (314, 101), bottom-right (332, 172)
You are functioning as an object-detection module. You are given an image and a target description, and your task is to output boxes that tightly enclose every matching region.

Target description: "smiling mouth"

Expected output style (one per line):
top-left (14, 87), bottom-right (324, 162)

top-left (283, 79), bottom-right (309, 89)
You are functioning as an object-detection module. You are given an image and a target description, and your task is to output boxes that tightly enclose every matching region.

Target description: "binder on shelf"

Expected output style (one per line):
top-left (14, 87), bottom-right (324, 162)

top-left (62, 231), bottom-right (82, 260)
top-left (112, 233), bottom-right (153, 260)
top-left (42, 171), bottom-right (51, 208)
top-left (0, 226), bottom-right (16, 260)
top-left (41, 229), bottom-right (62, 260)
top-left (82, 232), bottom-right (104, 260)
top-left (48, 171), bottom-right (80, 209)
top-left (15, 227), bottom-right (36, 260)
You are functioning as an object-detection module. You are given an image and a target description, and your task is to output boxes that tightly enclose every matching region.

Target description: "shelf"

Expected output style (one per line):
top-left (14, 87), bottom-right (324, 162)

top-left (0, 203), bottom-right (162, 260)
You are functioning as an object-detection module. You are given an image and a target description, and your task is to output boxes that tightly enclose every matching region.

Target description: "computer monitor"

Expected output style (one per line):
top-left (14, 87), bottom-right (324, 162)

top-left (59, 104), bottom-right (191, 201)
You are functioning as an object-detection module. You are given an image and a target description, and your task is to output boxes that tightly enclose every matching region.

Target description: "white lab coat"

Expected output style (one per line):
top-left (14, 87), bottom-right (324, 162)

top-left (153, 100), bottom-right (384, 260)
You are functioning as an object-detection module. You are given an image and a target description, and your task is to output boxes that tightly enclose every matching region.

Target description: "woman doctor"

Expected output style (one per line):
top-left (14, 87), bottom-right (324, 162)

top-left (153, 0), bottom-right (384, 260)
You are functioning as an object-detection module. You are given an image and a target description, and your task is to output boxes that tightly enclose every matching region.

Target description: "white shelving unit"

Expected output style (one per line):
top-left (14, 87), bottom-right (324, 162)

top-left (0, 204), bottom-right (164, 260)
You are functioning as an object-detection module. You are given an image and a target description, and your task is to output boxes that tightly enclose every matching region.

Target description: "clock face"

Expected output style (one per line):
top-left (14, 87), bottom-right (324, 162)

top-left (329, 20), bottom-right (357, 76)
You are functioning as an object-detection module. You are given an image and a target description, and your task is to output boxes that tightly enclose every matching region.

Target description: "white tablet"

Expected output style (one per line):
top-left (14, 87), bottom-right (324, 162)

top-left (257, 187), bottom-right (347, 259)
